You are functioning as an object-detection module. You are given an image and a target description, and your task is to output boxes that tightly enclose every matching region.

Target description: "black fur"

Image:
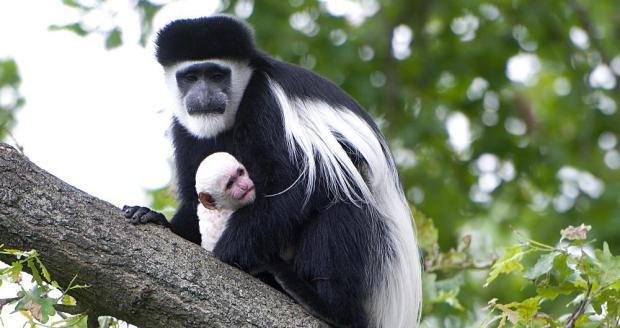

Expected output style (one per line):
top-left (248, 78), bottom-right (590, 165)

top-left (156, 16), bottom-right (254, 67)
top-left (138, 16), bottom-right (397, 328)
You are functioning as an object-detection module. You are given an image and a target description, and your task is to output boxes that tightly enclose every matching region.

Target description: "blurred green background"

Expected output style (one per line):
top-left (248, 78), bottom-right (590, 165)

top-left (1, 0), bottom-right (619, 326)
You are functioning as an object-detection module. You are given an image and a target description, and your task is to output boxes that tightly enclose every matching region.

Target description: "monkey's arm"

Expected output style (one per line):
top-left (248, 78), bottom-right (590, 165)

top-left (169, 202), bottom-right (202, 244)
top-left (212, 184), bottom-right (306, 270)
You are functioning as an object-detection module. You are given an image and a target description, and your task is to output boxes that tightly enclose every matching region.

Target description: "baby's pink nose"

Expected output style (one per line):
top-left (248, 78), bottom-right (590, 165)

top-left (239, 180), bottom-right (253, 191)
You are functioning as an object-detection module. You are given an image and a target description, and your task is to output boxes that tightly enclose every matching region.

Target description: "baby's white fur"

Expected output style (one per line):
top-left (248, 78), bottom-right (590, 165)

top-left (195, 152), bottom-right (253, 251)
top-left (197, 206), bottom-right (233, 251)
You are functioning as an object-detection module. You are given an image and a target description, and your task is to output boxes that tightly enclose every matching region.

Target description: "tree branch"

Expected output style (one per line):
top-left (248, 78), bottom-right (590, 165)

top-left (0, 143), bottom-right (322, 328)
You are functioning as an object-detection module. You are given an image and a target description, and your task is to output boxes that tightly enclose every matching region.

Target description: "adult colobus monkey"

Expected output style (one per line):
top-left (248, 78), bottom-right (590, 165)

top-left (123, 15), bottom-right (421, 328)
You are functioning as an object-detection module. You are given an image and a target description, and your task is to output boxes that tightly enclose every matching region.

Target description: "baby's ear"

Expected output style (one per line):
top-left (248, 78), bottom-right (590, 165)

top-left (198, 192), bottom-right (216, 209)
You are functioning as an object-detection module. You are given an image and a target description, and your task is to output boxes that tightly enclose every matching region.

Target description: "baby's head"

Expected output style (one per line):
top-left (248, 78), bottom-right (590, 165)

top-left (195, 152), bottom-right (255, 211)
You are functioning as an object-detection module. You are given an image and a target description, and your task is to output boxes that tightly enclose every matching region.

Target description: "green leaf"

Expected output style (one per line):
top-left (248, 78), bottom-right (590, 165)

top-left (49, 23), bottom-right (88, 37)
top-left (434, 288), bottom-right (464, 310)
top-left (34, 257), bottom-right (51, 283)
top-left (524, 252), bottom-right (559, 280)
top-left (552, 253), bottom-right (574, 282)
top-left (435, 273), bottom-right (465, 291)
top-left (415, 210), bottom-right (438, 252)
top-left (485, 246), bottom-right (525, 287)
top-left (105, 29), bottom-right (123, 49)
top-left (536, 284), bottom-right (575, 300)
top-left (0, 59), bottom-right (21, 85)
top-left (10, 261), bottom-right (23, 283)
top-left (38, 297), bottom-right (57, 323)
top-left (421, 273), bottom-right (437, 314)
top-left (574, 314), bottom-right (599, 328)
top-left (61, 0), bottom-right (83, 8)
top-left (62, 294), bottom-right (76, 306)
top-left (513, 296), bottom-right (540, 321)
top-left (26, 259), bottom-right (42, 285)
top-left (595, 242), bottom-right (620, 286)
top-left (591, 287), bottom-right (619, 317)
top-left (2, 248), bottom-right (30, 258)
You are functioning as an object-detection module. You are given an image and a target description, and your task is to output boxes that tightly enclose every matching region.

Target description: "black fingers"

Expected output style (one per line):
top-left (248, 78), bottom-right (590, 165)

top-left (122, 205), bottom-right (140, 218)
top-left (121, 205), bottom-right (169, 227)
top-left (133, 207), bottom-right (151, 223)
top-left (142, 210), bottom-right (168, 226)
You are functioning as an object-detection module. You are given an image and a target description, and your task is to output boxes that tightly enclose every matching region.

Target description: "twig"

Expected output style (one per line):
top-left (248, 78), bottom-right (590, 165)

top-left (0, 296), bottom-right (21, 309)
top-left (1, 127), bottom-right (24, 154)
top-left (54, 303), bottom-right (101, 328)
top-left (53, 303), bottom-right (89, 315)
top-left (514, 93), bottom-right (538, 134)
top-left (565, 280), bottom-right (592, 328)
top-left (87, 313), bottom-right (100, 328)
top-left (512, 228), bottom-right (557, 251)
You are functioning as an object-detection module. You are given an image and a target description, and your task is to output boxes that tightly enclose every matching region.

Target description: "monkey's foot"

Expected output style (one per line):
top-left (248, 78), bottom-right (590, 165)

top-left (122, 205), bottom-right (170, 227)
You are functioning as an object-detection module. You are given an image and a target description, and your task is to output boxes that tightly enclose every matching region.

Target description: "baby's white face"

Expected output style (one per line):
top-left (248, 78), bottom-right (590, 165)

top-left (195, 152), bottom-right (256, 211)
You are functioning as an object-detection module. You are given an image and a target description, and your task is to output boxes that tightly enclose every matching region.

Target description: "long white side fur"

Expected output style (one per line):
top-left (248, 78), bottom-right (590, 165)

top-left (165, 59), bottom-right (253, 139)
top-left (270, 80), bottom-right (422, 328)
top-left (197, 206), bottom-right (233, 251)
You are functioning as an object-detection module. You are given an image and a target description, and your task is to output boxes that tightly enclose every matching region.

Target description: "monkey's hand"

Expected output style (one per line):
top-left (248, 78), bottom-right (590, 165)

top-left (122, 205), bottom-right (170, 227)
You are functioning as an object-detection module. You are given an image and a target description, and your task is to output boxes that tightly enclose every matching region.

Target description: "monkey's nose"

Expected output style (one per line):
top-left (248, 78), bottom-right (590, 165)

top-left (241, 181), bottom-right (254, 191)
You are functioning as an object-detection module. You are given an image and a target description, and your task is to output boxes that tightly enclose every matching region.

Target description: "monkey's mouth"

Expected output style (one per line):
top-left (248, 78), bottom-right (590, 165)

top-left (240, 186), bottom-right (255, 200)
top-left (187, 105), bottom-right (225, 115)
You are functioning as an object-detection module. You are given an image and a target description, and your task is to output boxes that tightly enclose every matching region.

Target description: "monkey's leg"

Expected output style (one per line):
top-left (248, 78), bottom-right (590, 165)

top-left (294, 203), bottom-right (379, 328)
top-left (266, 259), bottom-right (346, 327)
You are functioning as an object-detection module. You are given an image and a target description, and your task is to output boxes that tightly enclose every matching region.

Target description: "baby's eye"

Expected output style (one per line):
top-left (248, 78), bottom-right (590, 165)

top-left (238, 168), bottom-right (245, 176)
top-left (226, 180), bottom-right (234, 189)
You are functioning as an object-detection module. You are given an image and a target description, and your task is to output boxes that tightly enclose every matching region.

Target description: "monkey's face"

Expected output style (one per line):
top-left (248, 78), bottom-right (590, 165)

top-left (165, 59), bottom-right (253, 139)
top-left (176, 62), bottom-right (231, 115)
top-left (196, 152), bottom-right (255, 211)
top-left (219, 164), bottom-right (255, 209)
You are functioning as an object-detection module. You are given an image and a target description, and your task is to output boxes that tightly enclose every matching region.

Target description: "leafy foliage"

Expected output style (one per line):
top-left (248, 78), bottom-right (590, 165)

top-left (482, 228), bottom-right (620, 327)
top-left (418, 215), bottom-right (620, 327)
top-left (48, 0), bottom-right (164, 48)
top-left (0, 245), bottom-right (126, 328)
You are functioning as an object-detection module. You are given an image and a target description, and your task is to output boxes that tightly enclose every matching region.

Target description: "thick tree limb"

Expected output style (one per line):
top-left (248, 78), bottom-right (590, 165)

top-left (0, 143), bottom-right (322, 328)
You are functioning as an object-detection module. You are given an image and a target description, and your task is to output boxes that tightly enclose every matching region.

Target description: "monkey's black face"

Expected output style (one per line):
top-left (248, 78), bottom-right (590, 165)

top-left (176, 62), bottom-right (231, 115)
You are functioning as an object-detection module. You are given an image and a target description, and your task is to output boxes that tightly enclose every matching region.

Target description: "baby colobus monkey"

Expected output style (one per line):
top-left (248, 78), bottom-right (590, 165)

top-left (194, 152), bottom-right (255, 251)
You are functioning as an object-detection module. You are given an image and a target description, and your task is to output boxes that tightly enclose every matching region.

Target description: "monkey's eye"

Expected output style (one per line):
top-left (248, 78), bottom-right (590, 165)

top-left (237, 168), bottom-right (245, 176)
top-left (226, 180), bottom-right (234, 189)
top-left (210, 72), bottom-right (225, 81)
top-left (182, 74), bottom-right (198, 83)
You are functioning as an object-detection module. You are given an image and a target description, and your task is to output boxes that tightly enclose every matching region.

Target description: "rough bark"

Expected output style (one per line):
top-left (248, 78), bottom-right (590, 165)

top-left (0, 143), bottom-right (322, 328)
